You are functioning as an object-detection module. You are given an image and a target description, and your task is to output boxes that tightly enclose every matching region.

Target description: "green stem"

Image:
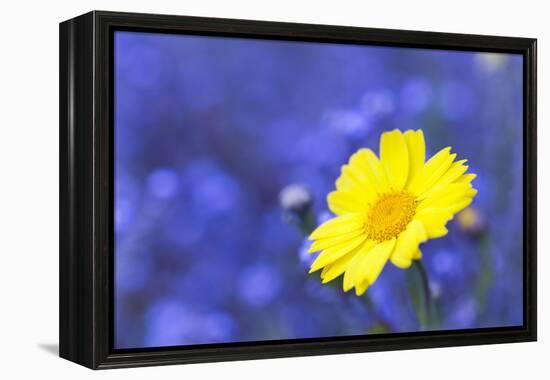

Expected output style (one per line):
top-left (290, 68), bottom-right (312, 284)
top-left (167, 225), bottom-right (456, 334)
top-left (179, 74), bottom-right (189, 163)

top-left (299, 207), bottom-right (316, 235)
top-left (474, 232), bottom-right (492, 324)
top-left (413, 260), bottom-right (432, 327)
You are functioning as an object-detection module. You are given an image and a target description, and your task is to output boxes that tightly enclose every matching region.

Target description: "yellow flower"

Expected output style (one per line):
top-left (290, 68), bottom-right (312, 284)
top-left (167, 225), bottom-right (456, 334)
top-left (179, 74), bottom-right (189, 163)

top-left (457, 206), bottom-right (486, 235)
top-left (308, 129), bottom-right (477, 295)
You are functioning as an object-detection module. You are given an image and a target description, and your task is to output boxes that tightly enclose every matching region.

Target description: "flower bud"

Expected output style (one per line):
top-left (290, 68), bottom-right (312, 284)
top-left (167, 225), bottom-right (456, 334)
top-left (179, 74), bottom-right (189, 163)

top-left (457, 207), bottom-right (486, 237)
top-left (278, 184), bottom-right (313, 214)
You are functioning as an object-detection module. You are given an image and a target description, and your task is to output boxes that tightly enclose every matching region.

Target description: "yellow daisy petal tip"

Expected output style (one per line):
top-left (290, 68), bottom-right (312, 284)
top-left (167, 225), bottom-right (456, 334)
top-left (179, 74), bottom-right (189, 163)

top-left (355, 285), bottom-right (369, 296)
top-left (308, 266), bottom-right (320, 274)
top-left (342, 282), bottom-right (354, 292)
top-left (404, 129), bottom-right (424, 138)
top-left (307, 246), bottom-right (319, 253)
top-left (383, 128), bottom-right (403, 136)
top-left (390, 256), bottom-right (412, 269)
top-left (309, 263), bottom-right (322, 273)
top-left (431, 227), bottom-right (449, 239)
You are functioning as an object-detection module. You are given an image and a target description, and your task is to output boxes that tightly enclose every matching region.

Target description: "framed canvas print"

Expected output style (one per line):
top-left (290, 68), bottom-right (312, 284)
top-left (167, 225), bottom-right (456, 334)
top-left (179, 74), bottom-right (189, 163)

top-left (59, 11), bottom-right (537, 369)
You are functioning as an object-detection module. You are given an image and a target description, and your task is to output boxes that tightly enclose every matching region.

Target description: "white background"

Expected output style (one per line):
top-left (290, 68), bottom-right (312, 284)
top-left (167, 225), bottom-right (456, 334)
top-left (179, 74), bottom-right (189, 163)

top-left (0, 0), bottom-right (547, 378)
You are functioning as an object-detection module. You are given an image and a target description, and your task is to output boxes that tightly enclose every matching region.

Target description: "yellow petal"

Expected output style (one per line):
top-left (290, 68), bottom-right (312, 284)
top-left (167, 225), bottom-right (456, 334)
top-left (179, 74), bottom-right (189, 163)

top-left (309, 229), bottom-right (364, 253)
top-left (404, 129), bottom-right (425, 186)
top-left (390, 220), bottom-right (427, 269)
top-left (409, 147), bottom-right (455, 195)
top-left (309, 213), bottom-right (365, 240)
top-left (327, 190), bottom-right (369, 215)
top-left (414, 209), bottom-right (453, 238)
top-left (332, 155), bottom-right (379, 214)
top-left (309, 234), bottom-right (366, 272)
top-left (351, 148), bottom-right (390, 194)
top-left (417, 183), bottom-right (475, 212)
top-left (321, 251), bottom-right (356, 283)
top-left (456, 173), bottom-right (477, 185)
top-left (347, 153), bottom-right (379, 201)
top-left (418, 160), bottom-right (469, 200)
top-left (380, 129), bottom-right (409, 191)
top-left (343, 240), bottom-right (377, 291)
top-left (355, 279), bottom-right (370, 296)
top-left (336, 151), bottom-right (381, 199)
top-left (351, 238), bottom-right (396, 289)
top-left (337, 165), bottom-right (370, 194)
top-left (446, 196), bottom-right (475, 214)
top-left (343, 252), bottom-right (364, 292)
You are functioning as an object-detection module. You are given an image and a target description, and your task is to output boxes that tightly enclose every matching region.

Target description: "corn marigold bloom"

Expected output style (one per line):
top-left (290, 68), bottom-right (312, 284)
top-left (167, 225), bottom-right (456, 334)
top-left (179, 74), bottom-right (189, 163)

top-left (308, 129), bottom-right (477, 295)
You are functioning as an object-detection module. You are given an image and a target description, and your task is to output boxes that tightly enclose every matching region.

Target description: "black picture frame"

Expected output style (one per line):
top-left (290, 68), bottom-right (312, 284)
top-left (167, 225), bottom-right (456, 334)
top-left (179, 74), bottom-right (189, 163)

top-left (59, 10), bottom-right (537, 370)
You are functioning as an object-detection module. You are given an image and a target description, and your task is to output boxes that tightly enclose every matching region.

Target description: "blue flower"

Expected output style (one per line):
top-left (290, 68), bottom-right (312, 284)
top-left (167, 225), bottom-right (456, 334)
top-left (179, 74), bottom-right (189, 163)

top-left (399, 78), bottom-right (432, 115)
top-left (146, 167), bottom-right (180, 199)
top-left (238, 265), bottom-right (282, 308)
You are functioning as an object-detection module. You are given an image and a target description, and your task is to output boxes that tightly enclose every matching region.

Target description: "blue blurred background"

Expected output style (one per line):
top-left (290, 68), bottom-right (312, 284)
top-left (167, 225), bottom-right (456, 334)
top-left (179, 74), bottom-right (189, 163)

top-left (114, 31), bottom-right (523, 349)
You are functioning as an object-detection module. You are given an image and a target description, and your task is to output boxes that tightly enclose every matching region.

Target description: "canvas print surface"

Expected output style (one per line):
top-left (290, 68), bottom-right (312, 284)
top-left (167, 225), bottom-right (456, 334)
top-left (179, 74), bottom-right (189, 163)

top-left (113, 31), bottom-right (523, 349)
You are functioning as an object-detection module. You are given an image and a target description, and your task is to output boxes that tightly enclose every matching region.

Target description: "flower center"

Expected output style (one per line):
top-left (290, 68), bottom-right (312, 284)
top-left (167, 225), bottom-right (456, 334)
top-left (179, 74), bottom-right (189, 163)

top-left (365, 191), bottom-right (417, 241)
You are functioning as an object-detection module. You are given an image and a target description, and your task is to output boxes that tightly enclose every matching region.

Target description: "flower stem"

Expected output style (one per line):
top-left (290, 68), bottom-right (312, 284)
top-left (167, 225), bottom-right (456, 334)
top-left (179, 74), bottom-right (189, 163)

top-left (299, 207), bottom-right (316, 235)
top-left (413, 260), bottom-right (432, 328)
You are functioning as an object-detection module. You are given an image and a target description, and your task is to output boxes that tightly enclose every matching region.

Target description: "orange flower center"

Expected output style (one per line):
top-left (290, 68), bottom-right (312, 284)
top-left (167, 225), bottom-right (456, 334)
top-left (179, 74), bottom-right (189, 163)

top-left (365, 191), bottom-right (417, 241)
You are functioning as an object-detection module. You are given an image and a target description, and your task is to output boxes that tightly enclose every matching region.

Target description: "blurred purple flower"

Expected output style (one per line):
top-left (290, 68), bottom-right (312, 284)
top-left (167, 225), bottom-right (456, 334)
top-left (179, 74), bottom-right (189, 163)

top-left (439, 81), bottom-right (475, 122)
top-left (360, 90), bottom-right (394, 117)
top-left (144, 298), bottom-right (239, 346)
top-left (146, 167), bottom-right (180, 199)
top-left (115, 247), bottom-right (152, 293)
top-left (447, 298), bottom-right (478, 329)
top-left (399, 78), bottom-right (432, 115)
top-left (238, 265), bottom-right (282, 308)
top-left (322, 109), bottom-right (370, 139)
top-left (202, 312), bottom-right (239, 342)
top-left (144, 299), bottom-right (195, 347)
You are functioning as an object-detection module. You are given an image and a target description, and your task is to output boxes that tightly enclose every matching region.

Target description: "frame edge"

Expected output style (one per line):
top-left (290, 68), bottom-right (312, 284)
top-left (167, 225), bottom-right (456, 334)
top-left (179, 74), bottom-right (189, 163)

top-left (59, 11), bottom-right (97, 370)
